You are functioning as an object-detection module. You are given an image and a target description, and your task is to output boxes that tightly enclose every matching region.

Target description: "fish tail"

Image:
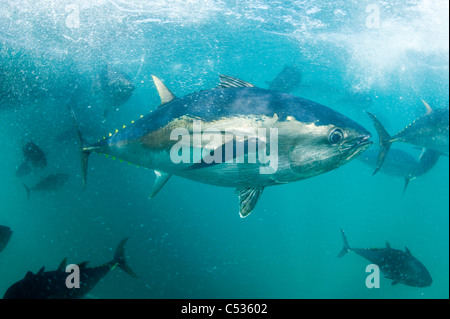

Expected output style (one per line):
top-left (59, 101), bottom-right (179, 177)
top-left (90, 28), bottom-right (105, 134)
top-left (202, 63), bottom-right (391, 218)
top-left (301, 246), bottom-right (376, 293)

top-left (367, 112), bottom-right (393, 175)
top-left (67, 106), bottom-right (91, 190)
top-left (22, 183), bottom-right (31, 200)
top-left (112, 238), bottom-right (138, 279)
top-left (338, 229), bottom-right (351, 258)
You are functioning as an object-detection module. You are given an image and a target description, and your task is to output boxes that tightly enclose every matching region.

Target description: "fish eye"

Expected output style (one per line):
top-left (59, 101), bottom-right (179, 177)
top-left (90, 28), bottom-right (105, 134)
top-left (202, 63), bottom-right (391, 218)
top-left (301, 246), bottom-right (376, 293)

top-left (329, 128), bottom-right (344, 145)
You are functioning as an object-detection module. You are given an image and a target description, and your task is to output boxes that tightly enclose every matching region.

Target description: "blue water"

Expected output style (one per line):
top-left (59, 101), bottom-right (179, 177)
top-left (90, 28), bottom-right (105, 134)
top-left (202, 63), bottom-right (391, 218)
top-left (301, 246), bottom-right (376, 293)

top-left (0, 0), bottom-right (448, 299)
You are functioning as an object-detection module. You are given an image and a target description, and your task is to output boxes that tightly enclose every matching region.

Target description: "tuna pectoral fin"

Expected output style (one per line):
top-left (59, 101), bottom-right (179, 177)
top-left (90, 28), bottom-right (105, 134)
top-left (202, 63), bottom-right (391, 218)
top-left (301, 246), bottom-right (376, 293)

top-left (338, 229), bottom-right (351, 258)
top-left (113, 238), bottom-right (138, 279)
top-left (367, 112), bottom-right (393, 175)
top-left (149, 170), bottom-right (171, 198)
top-left (237, 187), bottom-right (264, 218)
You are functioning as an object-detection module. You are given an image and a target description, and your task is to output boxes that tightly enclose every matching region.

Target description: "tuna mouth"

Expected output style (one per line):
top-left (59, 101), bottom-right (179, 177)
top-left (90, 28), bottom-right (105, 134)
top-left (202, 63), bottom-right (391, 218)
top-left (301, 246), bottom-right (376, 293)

top-left (343, 135), bottom-right (373, 160)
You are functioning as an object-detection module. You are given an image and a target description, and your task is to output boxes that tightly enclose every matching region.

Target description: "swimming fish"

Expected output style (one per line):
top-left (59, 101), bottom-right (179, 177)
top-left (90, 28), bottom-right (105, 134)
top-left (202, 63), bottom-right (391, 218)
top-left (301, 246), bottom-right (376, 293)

top-left (16, 141), bottom-right (47, 177)
top-left (3, 238), bottom-right (137, 299)
top-left (71, 74), bottom-right (372, 217)
top-left (22, 173), bottom-right (69, 199)
top-left (94, 64), bottom-right (135, 118)
top-left (367, 101), bottom-right (449, 174)
top-left (358, 147), bottom-right (442, 195)
top-left (338, 229), bottom-right (432, 287)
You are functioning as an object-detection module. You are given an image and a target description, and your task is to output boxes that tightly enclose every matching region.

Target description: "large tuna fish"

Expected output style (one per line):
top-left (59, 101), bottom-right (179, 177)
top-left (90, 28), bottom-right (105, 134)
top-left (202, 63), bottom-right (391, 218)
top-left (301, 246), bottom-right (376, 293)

top-left (71, 75), bottom-right (372, 217)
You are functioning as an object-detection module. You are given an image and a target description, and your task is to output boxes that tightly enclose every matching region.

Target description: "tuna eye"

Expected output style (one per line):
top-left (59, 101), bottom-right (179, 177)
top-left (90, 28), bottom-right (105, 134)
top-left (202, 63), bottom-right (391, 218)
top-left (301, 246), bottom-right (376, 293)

top-left (329, 128), bottom-right (344, 144)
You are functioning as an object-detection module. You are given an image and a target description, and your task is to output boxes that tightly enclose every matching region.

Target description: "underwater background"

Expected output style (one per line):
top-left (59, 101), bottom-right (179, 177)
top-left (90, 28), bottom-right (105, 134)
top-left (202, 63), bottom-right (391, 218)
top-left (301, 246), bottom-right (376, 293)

top-left (0, 0), bottom-right (448, 299)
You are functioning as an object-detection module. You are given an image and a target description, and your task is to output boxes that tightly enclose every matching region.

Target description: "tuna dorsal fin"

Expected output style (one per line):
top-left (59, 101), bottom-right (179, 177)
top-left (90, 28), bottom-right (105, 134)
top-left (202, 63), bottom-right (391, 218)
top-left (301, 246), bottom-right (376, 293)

top-left (24, 271), bottom-right (34, 279)
top-left (218, 74), bottom-right (255, 88)
top-left (237, 187), bottom-right (264, 218)
top-left (149, 170), bottom-right (171, 198)
top-left (422, 100), bottom-right (433, 115)
top-left (57, 258), bottom-right (68, 271)
top-left (77, 261), bottom-right (89, 269)
top-left (405, 247), bottom-right (412, 255)
top-left (37, 266), bottom-right (45, 275)
top-left (151, 75), bottom-right (176, 106)
top-left (385, 241), bottom-right (391, 249)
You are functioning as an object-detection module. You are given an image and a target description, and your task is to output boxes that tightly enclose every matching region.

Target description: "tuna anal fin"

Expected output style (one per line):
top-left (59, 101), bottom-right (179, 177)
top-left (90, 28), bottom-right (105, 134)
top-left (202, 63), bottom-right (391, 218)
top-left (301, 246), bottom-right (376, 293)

top-left (149, 170), bottom-right (171, 198)
top-left (237, 187), bottom-right (264, 218)
top-left (402, 175), bottom-right (412, 197)
top-left (152, 75), bottom-right (176, 106)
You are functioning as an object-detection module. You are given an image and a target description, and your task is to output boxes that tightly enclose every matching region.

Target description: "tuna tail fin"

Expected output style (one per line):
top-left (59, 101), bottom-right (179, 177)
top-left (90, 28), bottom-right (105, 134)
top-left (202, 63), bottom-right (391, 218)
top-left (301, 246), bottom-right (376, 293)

top-left (367, 112), bottom-right (393, 175)
top-left (67, 106), bottom-right (90, 190)
top-left (22, 183), bottom-right (31, 200)
top-left (113, 238), bottom-right (138, 279)
top-left (338, 229), bottom-right (351, 258)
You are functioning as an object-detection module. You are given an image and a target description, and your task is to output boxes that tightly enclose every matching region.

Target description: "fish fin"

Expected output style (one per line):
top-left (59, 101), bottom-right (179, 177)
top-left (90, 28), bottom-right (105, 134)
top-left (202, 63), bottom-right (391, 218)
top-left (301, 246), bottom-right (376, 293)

top-left (77, 261), bottom-right (89, 269)
top-left (385, 241), bottom-right (391, 249)
top-left (152, 75), bottom-right (176, 106)
top-left (184, 138), bottom-right (236, 171)
top-left (113, 237), bottom-right (138, 278)
top-left (37, 266), bottom-right (45, 275)
top-left (405, 247), bottom-right (412, 256)
top-left (149, 170), bottom-right (171, 198)
top-left (57, 258), bottom-right (68, 271)
top-left (67, 106), bottom-right (90, 190)
top-left (185, 137), bottom-right (262, 171)
top-left (402, 175), bottom-right (412, 198)
top-left (418, 147), bottom-right (427, 161)
top-left (422, 100), bottom-right (433, 115)
top-left (22, 183), bottom-right (31, 200)
top-left (338, 228), bottom-right (351, 258)
top-left (391, 280), bottom-right (399, 286)
top-left (218, 74), bottom-right (255, 88)
top-left (24, 271), bottom-right (34, 279)
top-left (367, 112), bottom-right (393, 175)
top-left (237, 187), bottom-right (264, 218)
